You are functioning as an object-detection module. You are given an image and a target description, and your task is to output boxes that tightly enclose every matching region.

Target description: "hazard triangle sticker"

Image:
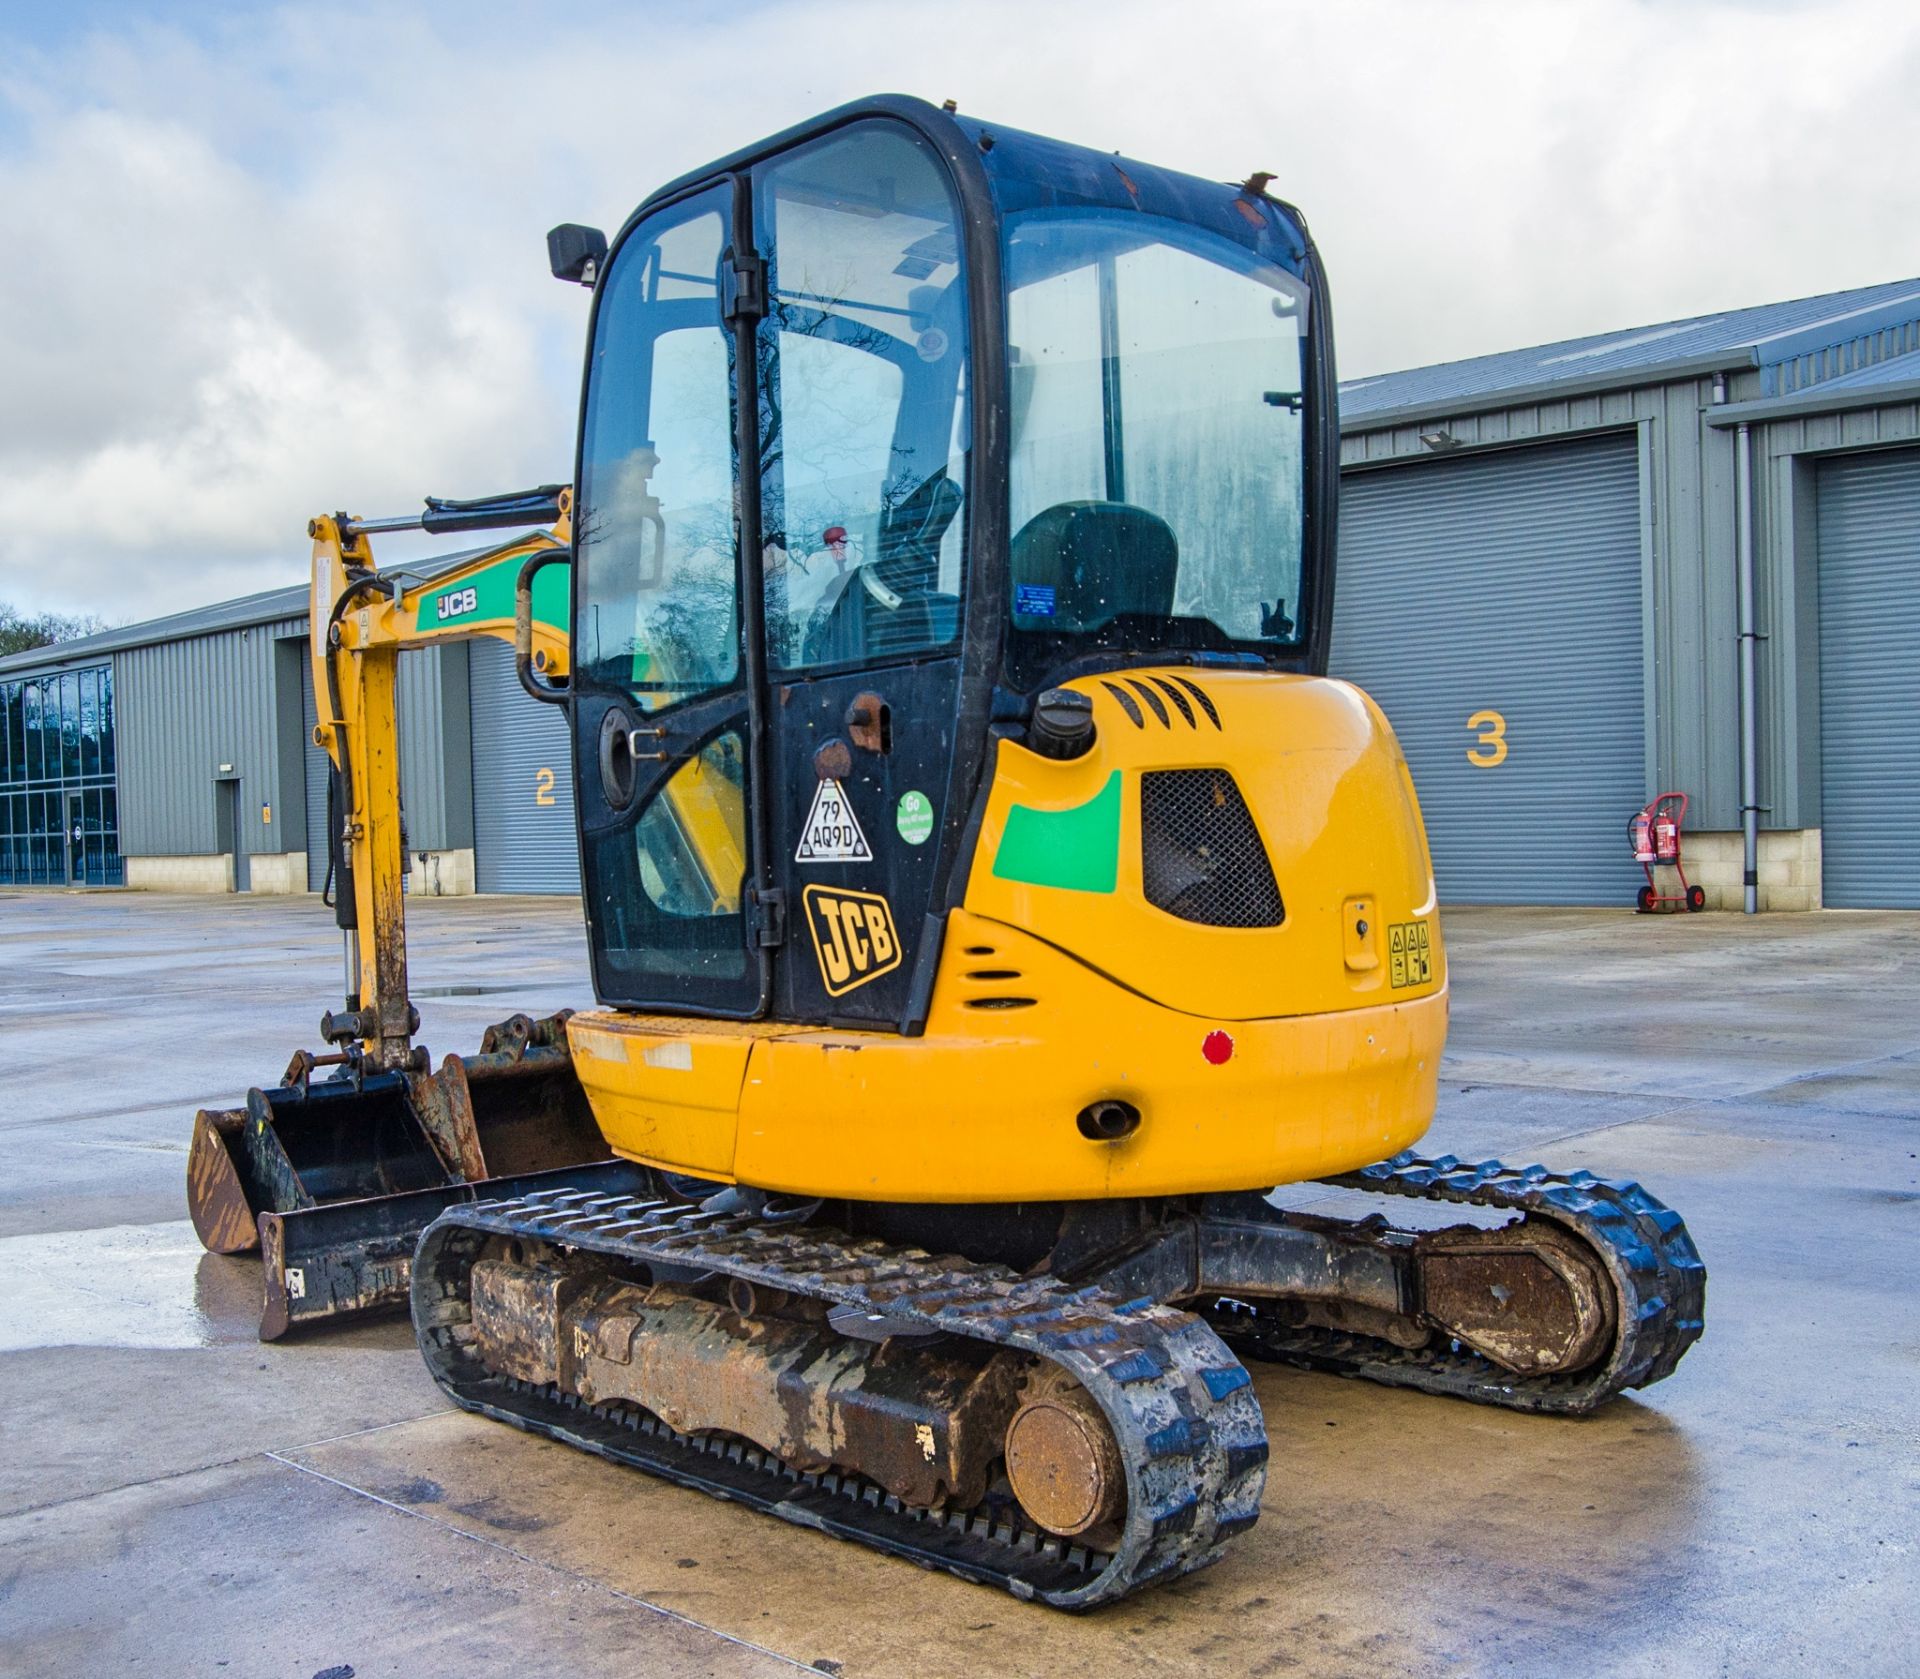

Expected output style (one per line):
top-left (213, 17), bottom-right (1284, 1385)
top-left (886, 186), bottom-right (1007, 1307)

top-left (795, 778), bottom-right (872, 863)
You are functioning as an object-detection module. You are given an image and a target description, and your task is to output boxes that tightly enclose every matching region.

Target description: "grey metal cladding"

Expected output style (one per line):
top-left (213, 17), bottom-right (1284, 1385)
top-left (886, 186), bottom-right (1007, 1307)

top-left (114, 616), bottom-right (306, 858)
top-left (468, 637), bottom-right (579, 893)
top-left (1332, 432), bottom-right (1645, 905)
top-left (112, 613), bottom-right (458, 864)
top-left (1340, 276), bottom-right (1920, 429)
top-left (301, 658), bottom-right (329, 891)
top-left (395, 646), bottom-right (454, 852)
top-left (0, 541), bottom-right (498, 678)
top-left (1803, 343), bottom-right (1920, 393)
top-left (295, 642), bottom-right (458, 868)
top-left (0, 581), bottom-right (312, 678)
top-left (1752, 399), bottom-right (1920, 458)
top-left (1815, 445), bottom-right (1920, 907)
top-left (1340, 379), bottom-right (1752, 830)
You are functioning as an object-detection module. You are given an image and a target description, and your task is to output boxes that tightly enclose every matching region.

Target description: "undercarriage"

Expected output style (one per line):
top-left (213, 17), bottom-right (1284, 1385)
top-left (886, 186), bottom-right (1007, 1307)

top-left (410, 1152), bottom-right (1704, 1607)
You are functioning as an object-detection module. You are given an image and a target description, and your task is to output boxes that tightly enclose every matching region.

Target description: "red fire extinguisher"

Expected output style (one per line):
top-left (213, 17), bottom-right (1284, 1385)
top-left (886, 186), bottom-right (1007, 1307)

top-left (1626, 792), bottom-right (1704, 912)
top-left (1630, 809), bottom-right (1656, 864)
top-left (1652, 806), bottom-right (1679, 863)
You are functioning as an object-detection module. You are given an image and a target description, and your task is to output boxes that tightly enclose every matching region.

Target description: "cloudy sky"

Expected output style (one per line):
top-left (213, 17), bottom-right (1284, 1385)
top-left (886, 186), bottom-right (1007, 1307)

top-left (2, 0), bottom-right (1916, 622)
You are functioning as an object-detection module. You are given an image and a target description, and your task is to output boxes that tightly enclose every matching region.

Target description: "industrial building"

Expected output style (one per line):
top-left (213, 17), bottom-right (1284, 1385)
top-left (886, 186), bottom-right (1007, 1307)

top-left (0, 554), bottom-right (578, 896)
top-left (3, 276), bottom-right (1915, 908)
top-left (1334, 274), bottom-right (1920, 909)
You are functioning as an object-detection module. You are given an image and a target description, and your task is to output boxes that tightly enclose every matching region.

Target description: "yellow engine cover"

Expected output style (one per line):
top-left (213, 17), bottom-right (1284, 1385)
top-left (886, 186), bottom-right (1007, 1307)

top-left (569, 670), bottom-right (1446, 1202)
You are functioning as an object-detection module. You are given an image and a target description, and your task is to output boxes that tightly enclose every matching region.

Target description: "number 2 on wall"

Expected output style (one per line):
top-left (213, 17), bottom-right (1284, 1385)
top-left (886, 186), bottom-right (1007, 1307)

top-left (1466, 710), bottom-right (1508, 767)
top-left (534, 767), bottom-right (557, 806)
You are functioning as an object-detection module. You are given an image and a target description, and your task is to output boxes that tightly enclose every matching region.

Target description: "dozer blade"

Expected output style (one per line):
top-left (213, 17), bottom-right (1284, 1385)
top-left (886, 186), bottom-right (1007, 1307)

top-left (187, 1010), bottom-right (629, 1339)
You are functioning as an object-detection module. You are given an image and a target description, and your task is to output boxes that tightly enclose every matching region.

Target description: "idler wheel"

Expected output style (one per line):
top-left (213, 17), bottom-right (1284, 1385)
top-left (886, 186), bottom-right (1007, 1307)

top-left (1417, 1218), bottom-right (1618, 1375)
top-left (1004, 1380), bottom-right (1124, 1538)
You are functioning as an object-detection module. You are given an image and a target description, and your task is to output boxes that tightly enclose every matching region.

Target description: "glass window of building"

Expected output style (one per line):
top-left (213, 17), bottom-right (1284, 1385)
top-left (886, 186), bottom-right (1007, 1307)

top-left (0, 667), bottom-right (121, 885)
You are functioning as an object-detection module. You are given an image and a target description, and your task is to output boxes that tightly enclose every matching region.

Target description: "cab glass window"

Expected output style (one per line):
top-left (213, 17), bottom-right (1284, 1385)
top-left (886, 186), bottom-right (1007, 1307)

top-left (756, 124), bottom-right (969, 670)
top-left (577, 193), bottom-right (739, 709)
top-left (1005, 213), bottom-right (1309, 667)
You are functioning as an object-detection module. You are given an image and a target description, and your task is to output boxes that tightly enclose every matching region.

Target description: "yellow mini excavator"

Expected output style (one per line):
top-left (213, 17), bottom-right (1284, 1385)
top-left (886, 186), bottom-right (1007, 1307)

top-left (187, 96), bottom-right (1704, 1608)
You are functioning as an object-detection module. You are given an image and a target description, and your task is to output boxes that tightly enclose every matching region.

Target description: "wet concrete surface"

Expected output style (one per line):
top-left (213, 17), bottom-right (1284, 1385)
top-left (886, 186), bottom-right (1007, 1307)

top-left (1, 891), bottom-right (1915, 1676)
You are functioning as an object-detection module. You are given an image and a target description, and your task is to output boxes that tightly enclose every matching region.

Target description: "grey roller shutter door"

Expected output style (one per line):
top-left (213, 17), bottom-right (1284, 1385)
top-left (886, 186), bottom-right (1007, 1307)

top-left (1333, 432), bottom-right (1645, 905)
top-left (469, 638), bottom-right (580, 893)
top-left (301, 661), bottom-right (330, 892)
top-left (1817, 446), bottom-right (1920, 908)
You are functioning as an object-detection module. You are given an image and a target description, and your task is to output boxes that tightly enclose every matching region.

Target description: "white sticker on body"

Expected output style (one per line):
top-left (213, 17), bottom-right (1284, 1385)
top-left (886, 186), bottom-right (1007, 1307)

top-left (284, 1267), bottom-right (306, 1300)
top-left (795, 778), bottom-right (872, 863)
top-left (641, 1040), bottom-right (694, 1071)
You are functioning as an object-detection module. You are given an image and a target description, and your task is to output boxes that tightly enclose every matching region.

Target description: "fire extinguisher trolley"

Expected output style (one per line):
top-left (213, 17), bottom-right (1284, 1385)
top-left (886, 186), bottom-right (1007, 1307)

top-left (1629, 791), bottom-right (1707, 913)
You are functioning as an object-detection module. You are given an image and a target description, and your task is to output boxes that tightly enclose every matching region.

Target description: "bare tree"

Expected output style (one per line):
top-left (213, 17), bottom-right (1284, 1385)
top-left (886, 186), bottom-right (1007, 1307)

top-left (0, 603), bottom-right (109, 658)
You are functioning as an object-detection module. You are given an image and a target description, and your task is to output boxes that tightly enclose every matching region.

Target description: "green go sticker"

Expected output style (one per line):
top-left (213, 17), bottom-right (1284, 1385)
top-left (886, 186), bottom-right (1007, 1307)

top-left (896, 790), bottom-right (934, 845)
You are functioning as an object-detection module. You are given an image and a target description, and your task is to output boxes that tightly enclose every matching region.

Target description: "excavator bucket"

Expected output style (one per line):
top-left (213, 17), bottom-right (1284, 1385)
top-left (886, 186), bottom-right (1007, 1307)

top-left (187, 1010), bottom-right (643, 1339)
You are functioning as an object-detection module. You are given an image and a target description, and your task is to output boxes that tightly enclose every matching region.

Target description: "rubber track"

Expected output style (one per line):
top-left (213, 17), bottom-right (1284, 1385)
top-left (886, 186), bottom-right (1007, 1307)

top-left (1210, 1151), bottom-right (1707, 1415)
top-left (412, 1190), bottom-right (1269, 1609)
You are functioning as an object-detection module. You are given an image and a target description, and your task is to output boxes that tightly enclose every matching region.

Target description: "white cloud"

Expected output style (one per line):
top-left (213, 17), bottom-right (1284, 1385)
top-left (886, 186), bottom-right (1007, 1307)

top-left (1, 0), bottom-right (1916, 620)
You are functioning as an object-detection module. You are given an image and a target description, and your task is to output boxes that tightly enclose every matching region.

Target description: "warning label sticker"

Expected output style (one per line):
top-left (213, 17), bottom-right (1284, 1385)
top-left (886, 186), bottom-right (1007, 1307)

top-left (796, 779), bottom-right (872, 864)
top-left (1388, 919), bottom-right (1434, 989)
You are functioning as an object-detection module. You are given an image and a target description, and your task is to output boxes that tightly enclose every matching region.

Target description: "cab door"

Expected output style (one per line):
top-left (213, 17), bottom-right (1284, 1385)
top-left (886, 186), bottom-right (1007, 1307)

top-left (572, 182), bottom-right (766, 1017)
top-left (749, 123), bottom-right (974, 1026)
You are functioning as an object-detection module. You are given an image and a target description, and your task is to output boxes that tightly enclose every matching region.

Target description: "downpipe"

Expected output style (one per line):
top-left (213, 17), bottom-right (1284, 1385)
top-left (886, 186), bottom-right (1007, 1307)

top-left (1735, 423), bottom-right (1759, 915)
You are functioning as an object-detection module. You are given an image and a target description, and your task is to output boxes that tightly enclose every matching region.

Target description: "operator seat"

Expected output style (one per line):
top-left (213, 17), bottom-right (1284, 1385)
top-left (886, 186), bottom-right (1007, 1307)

top-left (1009, 501), bottom-right (1178, 628)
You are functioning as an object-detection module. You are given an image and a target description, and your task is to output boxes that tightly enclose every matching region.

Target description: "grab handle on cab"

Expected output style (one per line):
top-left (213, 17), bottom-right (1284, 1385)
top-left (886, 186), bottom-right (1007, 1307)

top-left (515, 550), bottom-right (571, 705)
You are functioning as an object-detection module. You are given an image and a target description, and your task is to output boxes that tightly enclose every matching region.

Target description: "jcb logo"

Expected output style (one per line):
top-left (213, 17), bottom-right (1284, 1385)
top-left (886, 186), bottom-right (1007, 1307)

top-left (436, 587), bottom-right (478, 621)
top-left (803, 885), bottom-right (901, 997)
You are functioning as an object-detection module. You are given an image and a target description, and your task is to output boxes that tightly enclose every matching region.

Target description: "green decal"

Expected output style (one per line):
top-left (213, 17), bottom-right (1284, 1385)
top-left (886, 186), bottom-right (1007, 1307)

top-left (896, 790), bottom-right (934, 845)
top-left (991, 772), bottom-right (1121, 894)
top-left (413, 552), bottom-right (570, 635)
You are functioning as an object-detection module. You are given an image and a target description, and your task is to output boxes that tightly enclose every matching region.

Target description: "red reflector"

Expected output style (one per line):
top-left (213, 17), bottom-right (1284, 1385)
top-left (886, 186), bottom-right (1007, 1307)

top-left (1202, 1030), bottom-right (1234, 1066)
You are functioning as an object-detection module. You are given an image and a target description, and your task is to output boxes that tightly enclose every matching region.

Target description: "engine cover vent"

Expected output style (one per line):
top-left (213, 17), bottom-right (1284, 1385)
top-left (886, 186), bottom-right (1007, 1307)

top-left (1140, 770), bottom-right (1284, 928)
top-left (1101, 675), bottom-right (1221, 731)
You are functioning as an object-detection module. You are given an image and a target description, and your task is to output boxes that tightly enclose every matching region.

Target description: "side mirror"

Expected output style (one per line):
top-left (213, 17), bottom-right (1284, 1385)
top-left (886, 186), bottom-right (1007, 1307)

top-left (547, 223), bottom-right (608, 287)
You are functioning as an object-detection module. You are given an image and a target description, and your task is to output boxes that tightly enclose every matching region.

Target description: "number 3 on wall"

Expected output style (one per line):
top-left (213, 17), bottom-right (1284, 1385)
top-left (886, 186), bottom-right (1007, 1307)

top-left (1466, 710), bottom-right (1508, 767)
top-left (534, 767), bottom-right (557, 806)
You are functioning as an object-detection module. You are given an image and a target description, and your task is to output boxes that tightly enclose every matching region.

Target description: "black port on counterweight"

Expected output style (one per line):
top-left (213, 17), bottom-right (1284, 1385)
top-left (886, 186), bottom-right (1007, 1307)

top-left (1077, 1100), bottom-right (1141, 1141)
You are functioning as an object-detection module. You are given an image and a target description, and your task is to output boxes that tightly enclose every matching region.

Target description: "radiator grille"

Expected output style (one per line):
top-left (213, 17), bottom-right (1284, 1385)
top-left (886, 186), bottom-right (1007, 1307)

top-left (1140, 771), bottom-right (1284, 928)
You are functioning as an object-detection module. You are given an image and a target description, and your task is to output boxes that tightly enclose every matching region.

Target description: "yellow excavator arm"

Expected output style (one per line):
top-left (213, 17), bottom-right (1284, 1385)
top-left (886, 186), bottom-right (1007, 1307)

top-left (183, 486), bottom-right (629, 1325)
top-left (306, 491), bottom-right (573, 1072)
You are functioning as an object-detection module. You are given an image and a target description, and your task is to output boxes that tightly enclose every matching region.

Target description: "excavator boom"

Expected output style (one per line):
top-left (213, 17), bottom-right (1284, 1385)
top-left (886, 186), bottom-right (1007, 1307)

top-left (307, 490), bottom-right (572, 1070)
top-left (187, 489), bottom-right (631, 1334)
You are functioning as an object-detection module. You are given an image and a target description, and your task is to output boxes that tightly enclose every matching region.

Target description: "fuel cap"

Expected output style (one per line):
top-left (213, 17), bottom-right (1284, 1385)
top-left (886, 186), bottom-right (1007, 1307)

top-left (1028, 688), bottom-right (1096, 760)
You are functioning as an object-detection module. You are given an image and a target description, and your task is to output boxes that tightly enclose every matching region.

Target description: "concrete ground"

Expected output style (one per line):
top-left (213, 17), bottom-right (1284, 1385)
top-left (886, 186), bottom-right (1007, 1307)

top-left (1, 891), bottom-right (1915, 1679)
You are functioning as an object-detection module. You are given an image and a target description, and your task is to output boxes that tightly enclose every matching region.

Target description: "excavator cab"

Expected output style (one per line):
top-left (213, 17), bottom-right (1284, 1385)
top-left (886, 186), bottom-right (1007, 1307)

top-left (551, 101), bottom-right (1447, 1206)
top-left (188, 99), bottom-right (1703, 1607)
top-left (566, 100), bottom-right (1333, 1037)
